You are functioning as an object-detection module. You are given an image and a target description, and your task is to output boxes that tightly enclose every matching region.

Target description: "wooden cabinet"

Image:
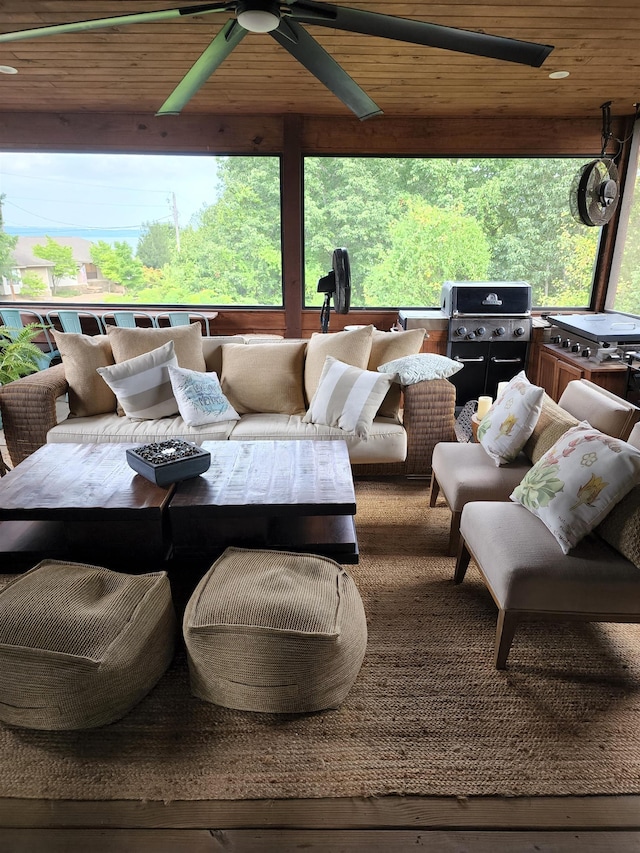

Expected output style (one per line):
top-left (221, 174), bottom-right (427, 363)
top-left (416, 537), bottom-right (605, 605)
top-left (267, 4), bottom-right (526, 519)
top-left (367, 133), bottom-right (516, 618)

top-left (534, 344), bottom-right (629, 401)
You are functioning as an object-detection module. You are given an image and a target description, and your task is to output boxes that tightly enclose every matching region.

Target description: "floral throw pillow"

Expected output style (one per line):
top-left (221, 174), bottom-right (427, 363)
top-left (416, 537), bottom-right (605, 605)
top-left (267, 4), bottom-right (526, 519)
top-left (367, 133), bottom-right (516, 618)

top-left (477, 371), bottom-right (544, 466)
top-left (168, 366), bottom-right (240, 427)
top-left (510, 423), bottom-right (640, 554)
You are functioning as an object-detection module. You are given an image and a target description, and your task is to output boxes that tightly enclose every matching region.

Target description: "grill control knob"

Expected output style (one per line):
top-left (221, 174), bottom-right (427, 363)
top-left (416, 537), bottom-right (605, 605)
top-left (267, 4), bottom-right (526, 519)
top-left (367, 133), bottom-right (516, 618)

top-left (455, 326), bottom-right (468, 337)
top-left (475, 326), bottom-right (487, 337)
top-left (562, 339), bottom-right (572, 348)
top-left (582, 348), bottom-right (591, 358)
top-left (571, 343), bottom-right (581, 353)
top-left (466, 332), bottom-right (476, 340)
top-left (514, 326), bottom-right (526, 337)
top-left (494, 326), bottom-right (506, 337)
top-left (551, 335), bottom-right (562, 344)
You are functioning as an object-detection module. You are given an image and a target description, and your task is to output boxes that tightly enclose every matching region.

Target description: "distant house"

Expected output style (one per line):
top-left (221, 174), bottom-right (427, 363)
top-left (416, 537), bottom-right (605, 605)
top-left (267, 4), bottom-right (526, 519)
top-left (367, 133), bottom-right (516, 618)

top-left (1, 236), bottom-right (117, 297)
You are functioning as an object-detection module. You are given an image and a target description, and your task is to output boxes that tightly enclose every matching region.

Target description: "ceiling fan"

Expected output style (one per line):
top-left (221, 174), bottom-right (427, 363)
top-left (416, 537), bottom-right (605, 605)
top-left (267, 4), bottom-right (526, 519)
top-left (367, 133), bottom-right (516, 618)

top-left (0, 1), bottom-right (554, 121)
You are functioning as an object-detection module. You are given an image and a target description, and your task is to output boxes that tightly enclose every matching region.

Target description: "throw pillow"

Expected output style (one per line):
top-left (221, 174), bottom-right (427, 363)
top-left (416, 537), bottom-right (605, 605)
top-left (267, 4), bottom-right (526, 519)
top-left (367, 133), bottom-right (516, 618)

top-left (304, 325), bottom-right (375, 404)
top-left (523, 392), bottom-right (580, 464)
top-left (220, 340), bottom-right (307, 415)
top-left (302, 355), bottom-right (394, 439)
top-left (96, 340), bottom-right (179, 420)
top-left (106, 323), bottom-right (206, 372)
top-left (596, 484), bottom-right (640, 569)
top-left (477, 371), bottom-right (544, 466)
top-left (377, 353), bottom-right (463, 385)
top-left (52, 331), bottom-right (116, 417)
top-left (168, 365), bottom-right (240, 427)
top-left (511, 424), bottom-right (640, 554)
top-left (367, 328), bottom-right (426, 419)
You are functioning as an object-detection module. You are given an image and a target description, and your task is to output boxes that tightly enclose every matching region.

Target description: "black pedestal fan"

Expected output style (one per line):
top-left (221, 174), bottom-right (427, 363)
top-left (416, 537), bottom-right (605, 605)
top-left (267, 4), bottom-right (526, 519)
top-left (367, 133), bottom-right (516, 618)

top-left (318, 248), bottom-right (351, 334)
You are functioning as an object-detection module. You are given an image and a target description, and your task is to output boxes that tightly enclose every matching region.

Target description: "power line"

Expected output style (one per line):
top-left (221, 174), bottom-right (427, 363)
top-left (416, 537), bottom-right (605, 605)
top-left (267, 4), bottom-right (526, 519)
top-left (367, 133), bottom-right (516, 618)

top-left (4, 200), bottom-right (172, 230)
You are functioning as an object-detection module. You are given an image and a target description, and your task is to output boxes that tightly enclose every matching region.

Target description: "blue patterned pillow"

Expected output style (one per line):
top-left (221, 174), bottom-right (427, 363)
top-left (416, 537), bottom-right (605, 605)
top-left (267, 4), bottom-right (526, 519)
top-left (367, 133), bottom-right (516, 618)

top-left (168, 366), bottom-right (240, 427)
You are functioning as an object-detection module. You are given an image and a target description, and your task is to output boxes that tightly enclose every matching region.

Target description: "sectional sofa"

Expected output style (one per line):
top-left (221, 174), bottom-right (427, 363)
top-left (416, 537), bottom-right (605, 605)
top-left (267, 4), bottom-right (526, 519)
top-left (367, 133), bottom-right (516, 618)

top-left (0, 322), bottom-right (457, 476)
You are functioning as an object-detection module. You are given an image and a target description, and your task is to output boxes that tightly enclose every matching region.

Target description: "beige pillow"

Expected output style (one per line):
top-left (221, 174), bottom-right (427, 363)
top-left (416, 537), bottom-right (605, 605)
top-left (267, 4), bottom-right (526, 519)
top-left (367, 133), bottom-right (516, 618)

top-left (304, 325), bottom-right (375, 404)
top-left (53, 331), bottom-right (116, 417)
top-left (221, 340), bottom-right (307, 415)
top-left (367, 329), bottom-right (426, 418)
top-left (107, 323), bottom-right (206, 372)
top-left (96, 341), bottom-right (179, 420)
top-left (596, 485), bottom-right (640, 569)
top-left (523, 392), bottom-right (580, 464)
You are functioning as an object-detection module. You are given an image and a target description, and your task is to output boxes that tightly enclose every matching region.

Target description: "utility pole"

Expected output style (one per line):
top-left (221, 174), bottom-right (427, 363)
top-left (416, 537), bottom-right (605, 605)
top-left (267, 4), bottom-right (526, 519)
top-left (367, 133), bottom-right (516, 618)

top-left (171, 192), bottom-right (181, 253)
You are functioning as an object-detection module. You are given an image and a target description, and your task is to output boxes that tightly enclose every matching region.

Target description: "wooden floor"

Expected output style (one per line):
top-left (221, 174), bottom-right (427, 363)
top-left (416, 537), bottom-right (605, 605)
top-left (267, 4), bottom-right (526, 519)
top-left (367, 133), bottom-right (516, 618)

top-left (2, 796), bottom-right (640, 851)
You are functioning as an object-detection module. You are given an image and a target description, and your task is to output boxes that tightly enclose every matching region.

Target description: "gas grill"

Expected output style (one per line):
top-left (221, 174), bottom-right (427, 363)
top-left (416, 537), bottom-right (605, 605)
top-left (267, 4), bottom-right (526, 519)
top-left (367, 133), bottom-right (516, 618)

top-left (442, 281), bottom-right (532, 408)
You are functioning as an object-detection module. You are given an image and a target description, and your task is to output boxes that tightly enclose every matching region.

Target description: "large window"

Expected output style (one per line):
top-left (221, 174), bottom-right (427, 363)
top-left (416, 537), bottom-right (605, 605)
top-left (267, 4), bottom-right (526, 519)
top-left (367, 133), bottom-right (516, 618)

top-left (303, 157), bottom-right (600, 310)
top-left (608, 121), bottom-right (640, 316)
top-left (0, 153), bottom-right (283, 307)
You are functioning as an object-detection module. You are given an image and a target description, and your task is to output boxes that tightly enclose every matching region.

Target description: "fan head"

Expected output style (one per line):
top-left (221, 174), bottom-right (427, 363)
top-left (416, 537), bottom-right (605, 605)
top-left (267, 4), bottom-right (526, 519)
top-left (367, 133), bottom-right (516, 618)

top-left (570, 158), bottom-right (620, 227)
top-left (318, 247), bottom-right (351, 332)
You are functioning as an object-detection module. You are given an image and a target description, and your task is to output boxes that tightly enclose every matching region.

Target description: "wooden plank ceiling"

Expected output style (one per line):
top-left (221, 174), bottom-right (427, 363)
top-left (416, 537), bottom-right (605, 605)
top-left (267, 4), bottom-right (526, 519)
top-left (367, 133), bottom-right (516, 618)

top-left (0, 1), bottom-right (638, 120)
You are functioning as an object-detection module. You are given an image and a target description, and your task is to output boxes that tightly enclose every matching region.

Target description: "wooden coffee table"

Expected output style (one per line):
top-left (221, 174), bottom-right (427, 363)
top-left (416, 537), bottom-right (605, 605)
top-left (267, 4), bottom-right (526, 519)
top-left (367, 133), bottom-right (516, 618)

top-left (0, 442), bottom-right (174, 569)
top-left (168, 440), bottom-right (358, 563)
top-left (0, 439), bottom-right (358, 569)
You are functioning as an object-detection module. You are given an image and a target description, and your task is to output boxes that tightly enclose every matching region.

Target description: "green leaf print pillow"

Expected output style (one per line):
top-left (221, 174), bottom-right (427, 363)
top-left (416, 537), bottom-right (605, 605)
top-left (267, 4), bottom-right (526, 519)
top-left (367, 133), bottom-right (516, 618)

top-left (477, 371), bottom-right (544, 466)
top-left (510, 423), bottom-right (640, 554)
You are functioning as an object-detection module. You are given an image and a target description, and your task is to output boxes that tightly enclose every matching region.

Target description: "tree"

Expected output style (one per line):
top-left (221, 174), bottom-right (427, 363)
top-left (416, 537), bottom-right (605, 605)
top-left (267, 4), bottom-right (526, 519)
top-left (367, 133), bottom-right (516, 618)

top-left (363, 198), bottom-right (490, 306)
top-left (32, 237), bottom-right (77, 296)
top-left (90, 240), bottom-right (146, 292)
top-left (19, 270), bottom-right (47, 299)
top-left (137, 222), bottom-right (175, 269)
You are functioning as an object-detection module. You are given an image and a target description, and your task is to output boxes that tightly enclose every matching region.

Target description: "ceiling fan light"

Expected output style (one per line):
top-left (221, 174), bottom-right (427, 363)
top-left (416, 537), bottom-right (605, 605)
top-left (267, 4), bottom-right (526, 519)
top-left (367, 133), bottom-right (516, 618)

top-left (237, 3), bottom-right (280, 33)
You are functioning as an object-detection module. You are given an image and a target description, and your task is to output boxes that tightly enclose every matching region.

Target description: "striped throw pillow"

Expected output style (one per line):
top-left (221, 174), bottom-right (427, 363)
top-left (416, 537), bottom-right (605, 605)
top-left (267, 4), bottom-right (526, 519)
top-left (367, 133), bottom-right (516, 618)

top-left (302, 356), bottom-right (393, 439)
top-left (96, 340), bottom-right (179, 420)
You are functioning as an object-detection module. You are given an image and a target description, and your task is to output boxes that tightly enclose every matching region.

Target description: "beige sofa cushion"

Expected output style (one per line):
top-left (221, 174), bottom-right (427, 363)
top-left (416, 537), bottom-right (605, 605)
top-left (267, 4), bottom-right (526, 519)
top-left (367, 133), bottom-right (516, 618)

top-left (53, 331), bottom-right (116, 417)
top-left (304, 325), bottom-right (375, 404)
top-left (523, 392), bottom-right (579, 464)
top-left (107, 323), bottom-right (206, 372)
top-left (367, 328), bottom-right (426, 418)
top-left (202, 335), bottom-right (246, 375)
top-left (221, 340), bottom-right (307, 415)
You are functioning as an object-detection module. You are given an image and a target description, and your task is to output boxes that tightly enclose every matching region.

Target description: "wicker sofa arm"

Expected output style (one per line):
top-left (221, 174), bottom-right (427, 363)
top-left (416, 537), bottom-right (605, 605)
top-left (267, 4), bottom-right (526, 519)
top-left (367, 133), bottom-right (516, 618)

top-left (402, 378), bottom-right (457, 475)
top-left (0, 364), bottom-right (68, 466)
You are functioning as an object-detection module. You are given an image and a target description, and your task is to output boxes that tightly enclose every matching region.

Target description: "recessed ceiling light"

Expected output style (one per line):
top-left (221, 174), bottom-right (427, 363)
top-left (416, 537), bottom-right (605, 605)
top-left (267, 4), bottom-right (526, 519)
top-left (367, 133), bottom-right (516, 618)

top-left (549, 70), bottom-right (570, 79)
top-left (0, 65), bottom-right (17, 74)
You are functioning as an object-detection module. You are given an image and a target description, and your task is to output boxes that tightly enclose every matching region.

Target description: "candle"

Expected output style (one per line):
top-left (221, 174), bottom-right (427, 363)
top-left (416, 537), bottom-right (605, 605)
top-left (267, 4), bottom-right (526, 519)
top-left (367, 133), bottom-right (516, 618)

top-left (476, 396), bottom-right (493, 419)
top-left (496, 381), bottom-right (509, 398)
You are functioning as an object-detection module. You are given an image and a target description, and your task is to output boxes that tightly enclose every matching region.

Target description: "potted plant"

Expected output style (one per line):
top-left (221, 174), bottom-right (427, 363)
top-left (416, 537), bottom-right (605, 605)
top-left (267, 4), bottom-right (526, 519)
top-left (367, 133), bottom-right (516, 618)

top-left (0, 322), bottom-right (49, 386)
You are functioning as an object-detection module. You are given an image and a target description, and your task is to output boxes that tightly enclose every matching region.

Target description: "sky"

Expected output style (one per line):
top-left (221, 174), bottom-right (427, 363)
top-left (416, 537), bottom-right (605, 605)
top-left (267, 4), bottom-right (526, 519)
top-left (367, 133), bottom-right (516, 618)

top-left (0, 152), bottom-right (225, 246)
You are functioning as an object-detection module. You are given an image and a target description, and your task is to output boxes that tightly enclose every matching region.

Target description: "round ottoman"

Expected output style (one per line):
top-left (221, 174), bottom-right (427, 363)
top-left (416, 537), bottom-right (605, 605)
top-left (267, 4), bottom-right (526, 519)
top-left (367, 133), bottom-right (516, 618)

top-left (0, 559), bottom-right (177, 730)
top-left (183, 547), bottom-right (368, 713)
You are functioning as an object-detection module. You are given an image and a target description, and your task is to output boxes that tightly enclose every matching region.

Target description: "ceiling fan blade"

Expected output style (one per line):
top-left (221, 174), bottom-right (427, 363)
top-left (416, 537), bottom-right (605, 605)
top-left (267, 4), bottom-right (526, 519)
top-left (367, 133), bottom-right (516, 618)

top-left (0, 3), bottom-right (232, 43)
top-left (156, 19), bottom-right (246, 115)
top-left (271, 19), bottom-right (381, 121)
top-left (288, 1), bottom-right (553, 67)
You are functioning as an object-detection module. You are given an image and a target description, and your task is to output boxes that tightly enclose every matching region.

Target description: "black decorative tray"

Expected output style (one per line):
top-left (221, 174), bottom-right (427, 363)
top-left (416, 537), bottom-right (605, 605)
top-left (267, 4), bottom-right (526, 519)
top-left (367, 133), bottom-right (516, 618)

top-left (126, 439), bottom-right (211, 487)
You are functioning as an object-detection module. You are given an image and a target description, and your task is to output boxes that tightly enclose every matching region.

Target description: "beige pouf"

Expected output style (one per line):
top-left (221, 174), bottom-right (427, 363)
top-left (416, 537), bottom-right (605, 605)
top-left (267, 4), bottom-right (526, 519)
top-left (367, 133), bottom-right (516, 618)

top-left (0, 559), bottom-right (177, 730)
top-left (183, 547), bottom-right (368, 713)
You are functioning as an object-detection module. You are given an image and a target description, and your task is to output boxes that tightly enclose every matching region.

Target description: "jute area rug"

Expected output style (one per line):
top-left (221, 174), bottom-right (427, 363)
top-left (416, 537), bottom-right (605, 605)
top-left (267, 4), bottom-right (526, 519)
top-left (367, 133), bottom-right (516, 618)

top-left (1, 478), bottom-right (640, 802)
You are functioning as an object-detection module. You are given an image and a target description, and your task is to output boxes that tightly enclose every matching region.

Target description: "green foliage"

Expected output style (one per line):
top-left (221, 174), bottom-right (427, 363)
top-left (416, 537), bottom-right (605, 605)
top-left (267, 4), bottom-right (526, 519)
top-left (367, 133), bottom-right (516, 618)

top-left (0, 323), bottom-right (47, 385)
top-left (32, 237), bottom-right (76, 296)
top-left (90, 240), bottom-right (146, 291)
top-left (0, 194), bottom-right (18, 280)
top-left (363, 198), bottom-right (490, 306)
top-left (19, 271), bottom-right (48, 298)
top-left (137, 222), bottom-right (175, 269)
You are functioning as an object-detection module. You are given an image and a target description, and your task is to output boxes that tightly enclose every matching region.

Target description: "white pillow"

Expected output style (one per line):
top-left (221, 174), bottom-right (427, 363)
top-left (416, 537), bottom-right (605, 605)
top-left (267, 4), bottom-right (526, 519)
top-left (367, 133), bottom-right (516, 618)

top-left (96, 340), bottom-right (179, 420)
top-left (302, 356), bottom-right (393, 439)
top-left (377, 353), bottom-right (463, 385)
top-left (168, 365), bottom-right (240, 427)
top-left (477, 371), bottom-right (544, 466)
top-left (511, 423), bottom-right (640, 554)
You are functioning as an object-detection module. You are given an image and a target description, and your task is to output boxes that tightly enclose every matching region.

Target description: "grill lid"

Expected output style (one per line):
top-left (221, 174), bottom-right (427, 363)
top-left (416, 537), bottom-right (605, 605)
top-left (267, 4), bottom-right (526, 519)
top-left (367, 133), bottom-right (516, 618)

top-left (441, 281), bottom-right (532, 317)
top-left (548, 313), bottom-right (640, 344)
